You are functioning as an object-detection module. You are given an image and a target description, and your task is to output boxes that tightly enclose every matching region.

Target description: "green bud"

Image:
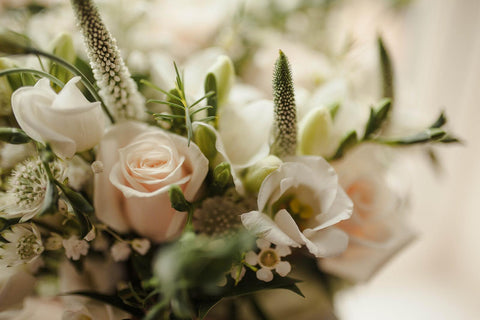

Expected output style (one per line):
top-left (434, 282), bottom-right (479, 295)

top-left (206, 55), bottom-right (235, 108)
top-left (298, 108), bottom-right (333, 156)
top-left (168, 185), bottom-right (190, 212)
top-left (213, 162), bottom-right (232, 189)
top-left (49, 33), bottom-right (76, 85)
top-left (193, 124), bottom-right (218, 163)
top-left (243, 155), bottom-right (282, 193)
top-left (0, 29), bottom-right (32, 55)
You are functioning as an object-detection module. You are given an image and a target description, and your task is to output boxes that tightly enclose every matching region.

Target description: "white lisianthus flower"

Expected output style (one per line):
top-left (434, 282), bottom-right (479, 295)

top-left (0, 224), bottom-right (44, 267)
top-left (11, 77), bottom-right (105, 159)
top-left (241, 156), bottom-right (353, 258)
top-left (62, 236), bottom-right (89, 261)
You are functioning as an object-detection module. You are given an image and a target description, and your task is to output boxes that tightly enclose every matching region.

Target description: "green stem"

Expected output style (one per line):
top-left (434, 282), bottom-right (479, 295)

top-left (27, 48), bottom-right (116, 124)
top-left (0, 68), bottom-right (64, 88)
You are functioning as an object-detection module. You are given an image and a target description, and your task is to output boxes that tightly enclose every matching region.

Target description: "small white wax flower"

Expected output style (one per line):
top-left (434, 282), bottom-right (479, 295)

top-left (230, 264), bottom-right (246, 283)
top-left (0, 224), bottom-right (44, 267)
top-left (45, 233), bottom-right (63, 251)
top-left (62, 236), bottom-right (89, 261)
top-left (111, 241), bottom-right (132, 262)
top-left (131, 238), bottom-right (150, 255)
top-left (245, 239), bottom-right (292, 282)
top-left (91, 160), bottom-right (104, 174)
top-left (83, 227), bottom-right (96, 242)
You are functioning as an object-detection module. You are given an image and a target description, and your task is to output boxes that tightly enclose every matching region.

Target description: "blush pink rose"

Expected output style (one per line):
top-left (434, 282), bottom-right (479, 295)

top-left (94, 121), bottom-right (208, 242)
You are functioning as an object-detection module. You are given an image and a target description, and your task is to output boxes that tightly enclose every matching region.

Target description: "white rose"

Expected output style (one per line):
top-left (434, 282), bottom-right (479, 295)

top-left (241, 156), bottom-right (353, 258)
top-left (11, 77), bottom-right (105, 159)
top-left (94, 121), bottom-right (208, 242)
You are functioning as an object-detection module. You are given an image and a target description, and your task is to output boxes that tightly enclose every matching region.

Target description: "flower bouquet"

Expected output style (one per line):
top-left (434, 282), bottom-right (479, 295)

top-left (0, 0), bottom-right (458, 319)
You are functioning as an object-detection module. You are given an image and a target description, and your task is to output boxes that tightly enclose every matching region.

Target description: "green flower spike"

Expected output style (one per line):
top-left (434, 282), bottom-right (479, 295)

top-left (271, 50), bottom-right (297, 158)
top-left (71, 0), bottom-right (144, 120)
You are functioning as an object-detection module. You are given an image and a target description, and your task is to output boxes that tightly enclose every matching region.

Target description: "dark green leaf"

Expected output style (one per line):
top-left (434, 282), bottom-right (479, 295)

top-left (61, 291), bottom-right (144, 317)
top-left (430, 111), bottom-right (447, 128)
top-left (0, 127), bottom-right (31, 144)
top-left (378, 36), bottom-right (394, 99)
top-left (363, 98), bottom-right (391, 139)
top-left (330, 130), bottom-right (358, 160)
top-left (55, 182), bottom-right (93, 213)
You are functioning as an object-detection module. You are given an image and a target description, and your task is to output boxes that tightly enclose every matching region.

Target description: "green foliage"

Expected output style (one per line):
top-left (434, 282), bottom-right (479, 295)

top-left (363, 98), bottom-right (392, 139)
top-left (143, 63), bottom-right (215, 146)
top-left (330, 130), bottom-right (358, 160)
top-left (0, 127), bottom-right (32, 144)
top-left (378, 36), bottom-right (394, 99)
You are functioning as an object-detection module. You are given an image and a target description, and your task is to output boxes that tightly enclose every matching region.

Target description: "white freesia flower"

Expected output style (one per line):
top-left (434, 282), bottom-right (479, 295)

top-left (94, 121), bottom-right (208, 242)
top-left (62, 236), bottom-right (89, 261)
top-left (0, 224), bottom-right (44, 267)
top-left (11, 77), bottom-right (105, 159)
top-left (241, 156), bottom-right (353, 258)
top-left (320, 146), bottom-right (416, 282)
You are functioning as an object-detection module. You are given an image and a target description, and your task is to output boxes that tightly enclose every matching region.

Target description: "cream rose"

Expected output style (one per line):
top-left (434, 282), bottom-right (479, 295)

top-left (11, 77), bottom-right (104, 159)
top-left (94, 121), bottom-right (208, 242)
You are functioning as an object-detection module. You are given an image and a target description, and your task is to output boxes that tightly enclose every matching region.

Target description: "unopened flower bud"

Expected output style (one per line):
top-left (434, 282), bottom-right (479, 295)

top-left (0, 29), bottom-right (32, 55)
top-left (45, 233), bottom-right (63, 251)
top-left (213, 162), bottom-right (232, 189)
top-left (91, 160), bottom-right (104, 174)
top-left (193, 124), bottom-right (218, 163)
top-left (243, 155), bottom-right (282, 193)
top-left (168, 184), bottom-right (190, 212)
top-left (206, 55), bottom-right (235, 108)
top-left (298, 107), bottom-right (333, 156)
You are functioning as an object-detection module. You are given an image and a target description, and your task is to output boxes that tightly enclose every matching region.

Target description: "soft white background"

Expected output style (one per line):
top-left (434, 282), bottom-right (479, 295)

top-left (337, 0), bottom-right (480, 319)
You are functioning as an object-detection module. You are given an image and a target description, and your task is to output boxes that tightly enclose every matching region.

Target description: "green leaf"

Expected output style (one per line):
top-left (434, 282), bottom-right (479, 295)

top-left (0, 217), bottom-right (20, 233)
top-left (378, 36), bottom-right (394, 99)
top-left (328, 102), bottom-right (340, 120)
top-left (376, 128), bottom-right (446, 145)
top-left (330, 130), bottom-right (358, 160)
top-left (61, 291), bottom-right (144, 317)
top-left (55, 182), bottom-right (93, 214)
top-left (0, 127), bottom-right (31, 144)
top-left (363, 98), bottom-right (391, 139)
top-left (430, 111), bottom-right (447, 128)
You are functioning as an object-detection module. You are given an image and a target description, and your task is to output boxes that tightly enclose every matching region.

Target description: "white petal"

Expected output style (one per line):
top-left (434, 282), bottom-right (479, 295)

top-left (241, 211), bottom-right (301, 248)
top-left (275, 245), bottom-right (292, 257)
top-left (275, 261), bottom-right (291, 277)
top-left (256, 268), bottom-right (273, 282)
top-left (245, 251), bottom-right (258, 266)
top-left (256, 238), bottom-right (271, 250)
top-left (273, 209), bottom-right (306, 246)
top-left (313, 186), bottom-right (353, 230)
top-left (302, 228), bottom-right (349, 258)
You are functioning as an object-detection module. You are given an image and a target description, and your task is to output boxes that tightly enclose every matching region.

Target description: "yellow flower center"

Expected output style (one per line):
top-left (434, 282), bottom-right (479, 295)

top-left (258, 249), bottom-right (280, 269)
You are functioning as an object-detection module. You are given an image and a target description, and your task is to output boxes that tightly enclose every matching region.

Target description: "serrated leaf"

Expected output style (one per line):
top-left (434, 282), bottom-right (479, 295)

top-left (62, 291), bottom-right (144, 317)
top-left (331, 130), bottom-right (358, 160)
top-left (0, 127), bottom-right (31, 144)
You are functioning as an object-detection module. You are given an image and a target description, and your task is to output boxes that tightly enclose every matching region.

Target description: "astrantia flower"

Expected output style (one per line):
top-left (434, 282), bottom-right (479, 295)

top-left (241, 156), bottom-right (353, 258)
top-left (0, 224), bottom-right (44, 267)
top-left (0, 158), bottom-right (64, 221)
top-left (193, 193), bottom-right (256, 237)
top-left (62, 236), bottom-right (89, 261)
top-left (245, 239), bottom-right (292, 282)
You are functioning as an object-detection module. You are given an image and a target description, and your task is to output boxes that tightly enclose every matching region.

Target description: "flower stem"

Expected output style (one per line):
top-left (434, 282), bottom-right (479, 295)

top-left (0, 68), bottom-right (64, 88)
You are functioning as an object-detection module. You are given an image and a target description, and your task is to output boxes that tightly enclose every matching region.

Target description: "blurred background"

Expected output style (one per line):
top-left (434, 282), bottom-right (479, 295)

top-left (1, 0), bottom-right (479, 318)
